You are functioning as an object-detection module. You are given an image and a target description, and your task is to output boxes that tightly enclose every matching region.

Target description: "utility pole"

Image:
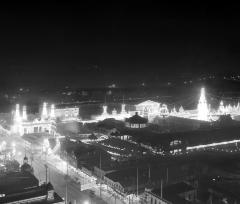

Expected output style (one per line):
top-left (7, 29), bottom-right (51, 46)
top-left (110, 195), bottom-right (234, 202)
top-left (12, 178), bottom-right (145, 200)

top-left (44, 164), bottom-right (48, 183)
top-left (160, 179), bottom-right (163, 198)
top-left (148, 165), bottom-right (151, 181)
top-left (137, 167), bottom-right (139, 203)
top-left (166, 167), bottom-right (169, 184)
top-left (100, 152), bottom-right (102, 198)
top-left (65, 156), bottom-right (69, 204)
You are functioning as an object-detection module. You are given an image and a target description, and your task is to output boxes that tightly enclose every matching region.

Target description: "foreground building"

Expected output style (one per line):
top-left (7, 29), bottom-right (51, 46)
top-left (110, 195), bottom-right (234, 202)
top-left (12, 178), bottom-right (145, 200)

top-left (125, 112), bottom-right (148, 128)
top-left (143, 182), bottom-right (196, 204)
top-left (0, 155), bottom-right (63, 204)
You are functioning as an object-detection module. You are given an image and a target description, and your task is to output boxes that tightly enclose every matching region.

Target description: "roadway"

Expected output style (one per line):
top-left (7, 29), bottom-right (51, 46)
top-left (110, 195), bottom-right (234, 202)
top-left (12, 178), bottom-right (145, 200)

top-left (8, 135), bottom-right (107, 204)
top-left (5, 135), bottom-right (133, 204)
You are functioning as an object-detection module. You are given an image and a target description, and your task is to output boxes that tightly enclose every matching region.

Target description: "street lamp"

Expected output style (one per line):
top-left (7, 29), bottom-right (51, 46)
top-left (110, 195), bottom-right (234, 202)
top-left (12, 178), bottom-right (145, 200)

top-left (11, 142), bottom-right (16, 158)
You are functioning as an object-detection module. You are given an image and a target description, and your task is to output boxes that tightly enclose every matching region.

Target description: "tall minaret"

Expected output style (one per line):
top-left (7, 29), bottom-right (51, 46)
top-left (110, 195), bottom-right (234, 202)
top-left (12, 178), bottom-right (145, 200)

top-left (197, 87), bottom-right (209, 121)
top-left (14, 104), bottom-right (22, 123)
top-left (219, 101), bottom-right (225, 114)
top-left (102, 95), bottom-right (108, 116)
top-left (22, 105), bottom-right (27, 121)
top-left (102, 105), bottom-right (108, 115)
top-left (121, 96), bottom-right (127, 115)
top-left (42, 102), bottom-right (48, 119)
top-left (50, 104), bottom-right (55, 118)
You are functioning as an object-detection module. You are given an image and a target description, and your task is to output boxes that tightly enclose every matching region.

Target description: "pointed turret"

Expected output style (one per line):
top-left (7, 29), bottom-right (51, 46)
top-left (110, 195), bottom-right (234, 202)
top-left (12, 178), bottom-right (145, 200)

top-left (121, 104), bottom-right (127, 114)
top-left (23, 155), bottom-right (28, 164)
top-left (42, 102), bottom-right (48, 119)
top-left (219, 100), bottom-right (225, 114)
top-left (179, 106), bottom-right (184, 113)
top-left (197, 87), bottom-right (209, 121)
top-left (14, 104), bottom-right (22, 123)
top-left (102, 105), bottom-right (108, 115)
top-left (50, 104), bottom-right (55, 118)
top-left (22, 105), bottom-right (27, 121)
top-left (112, 108), bottom-right (117, 115)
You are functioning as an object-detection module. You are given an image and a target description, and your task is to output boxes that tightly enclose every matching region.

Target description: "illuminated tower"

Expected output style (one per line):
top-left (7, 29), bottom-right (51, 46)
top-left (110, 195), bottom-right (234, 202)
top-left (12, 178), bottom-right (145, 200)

top-left (102, 105), bottom-right (107, 115)
top-left (14, 104), bottom-right (22, 123)
top-left (121, 104), bottom-right (127, 115)
top-left (219, 101), bottom-right (225, 114)
top-left (197, 87), bottom-right (209, 121)
top-left (42, 102), bottom-right (48, 119)
top-left (22, 105), bottom-right (27, 121)
top-left (12, 104), bottom-right (22, 134)
top-left (112, 108), bottom-right (117, 115)
top-left (50, 104), bottom-right (55, 118)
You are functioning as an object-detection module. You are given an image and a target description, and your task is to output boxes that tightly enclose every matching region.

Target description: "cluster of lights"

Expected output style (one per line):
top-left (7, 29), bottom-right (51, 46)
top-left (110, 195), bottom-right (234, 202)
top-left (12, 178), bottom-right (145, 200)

top-left (43, 139), bottom-right (52, 155)
top-left (0, 141), bottom-right (6, 152)
top-left (187, 139), bottom-right (240, 150)
top-left (100, 143), bottom-right (126, 151)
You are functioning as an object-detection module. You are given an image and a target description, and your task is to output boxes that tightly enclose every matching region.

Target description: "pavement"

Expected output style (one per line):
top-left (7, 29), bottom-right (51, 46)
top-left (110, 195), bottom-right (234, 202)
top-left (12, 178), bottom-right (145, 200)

top-left (4, 135), bottom-right (138, 204)
top-left (9, 135), bottom-right (107, 204)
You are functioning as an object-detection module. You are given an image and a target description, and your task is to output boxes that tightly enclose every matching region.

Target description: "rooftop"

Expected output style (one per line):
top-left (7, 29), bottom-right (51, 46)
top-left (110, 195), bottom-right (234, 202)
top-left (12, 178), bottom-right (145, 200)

top-left (125, 113), bottom-right (148, 124)
top-left (121, 126), bottom-right (240, 149)
top-left (0, 182), bottom-right (63, 204)
top-left (0, 171), bottom-right (39, 195)
top-left (151, 182), bottom-right (195, 204)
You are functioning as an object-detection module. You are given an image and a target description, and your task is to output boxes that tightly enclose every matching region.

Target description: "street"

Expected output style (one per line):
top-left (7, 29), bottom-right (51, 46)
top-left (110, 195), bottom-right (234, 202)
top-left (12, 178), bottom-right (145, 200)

top-left (7, 135), bottom-right (134, 204)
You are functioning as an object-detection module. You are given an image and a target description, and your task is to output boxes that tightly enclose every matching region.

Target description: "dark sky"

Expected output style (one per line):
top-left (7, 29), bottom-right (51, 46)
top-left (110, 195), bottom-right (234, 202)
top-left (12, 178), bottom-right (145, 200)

top-left (0, 2), bottom-right (240, 89)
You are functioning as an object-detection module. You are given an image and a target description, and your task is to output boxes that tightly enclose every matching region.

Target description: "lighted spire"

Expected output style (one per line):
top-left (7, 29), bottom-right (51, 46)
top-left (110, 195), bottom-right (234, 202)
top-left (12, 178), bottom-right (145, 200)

top-left (42, 102), bottom-right (48, 119)
top-left (120, 95), bottom-right (127, 115)
top-left (14, 104), bottom-right (22, 123)
top-left (112, 108), bottom-right (117, 115)
top-left (197, 87), bottom-right (209, 121)
top-left (50, 104), bottom-right (55, 118)
top-left (22, 105), bottom-right (27, 121)
top-left (121, 104), bottom-right (127, 115)
top-left (102, 105), bottom-right (108, 115)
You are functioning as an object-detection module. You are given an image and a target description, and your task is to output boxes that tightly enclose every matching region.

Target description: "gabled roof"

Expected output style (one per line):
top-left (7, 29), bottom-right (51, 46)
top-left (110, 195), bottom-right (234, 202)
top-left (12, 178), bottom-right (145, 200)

top-left (125, 113), bottom-right (148, 124)
top-left (151, 182), bottom-right (194, 204)
top-left (136, 100), bottom-right (160, 107)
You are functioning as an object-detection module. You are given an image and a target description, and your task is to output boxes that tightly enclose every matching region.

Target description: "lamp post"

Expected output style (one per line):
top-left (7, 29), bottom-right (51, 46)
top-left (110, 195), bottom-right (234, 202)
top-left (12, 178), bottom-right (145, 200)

top-left (65, 154), bottom-right (69, 204)
top-left (43, 139), bottom-right (49, 184)
top-left (44, 164), bottom-right (48, 183)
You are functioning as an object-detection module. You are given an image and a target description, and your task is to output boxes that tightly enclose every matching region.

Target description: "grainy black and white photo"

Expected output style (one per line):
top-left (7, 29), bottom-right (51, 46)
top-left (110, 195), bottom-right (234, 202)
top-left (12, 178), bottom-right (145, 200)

top-left (0, 2), bottom-right (240, 204)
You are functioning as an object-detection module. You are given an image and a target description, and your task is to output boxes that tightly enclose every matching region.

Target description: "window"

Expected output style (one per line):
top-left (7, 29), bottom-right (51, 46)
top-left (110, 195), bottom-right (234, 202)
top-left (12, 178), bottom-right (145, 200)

top-left (34, 127), bottom-right (38, 133)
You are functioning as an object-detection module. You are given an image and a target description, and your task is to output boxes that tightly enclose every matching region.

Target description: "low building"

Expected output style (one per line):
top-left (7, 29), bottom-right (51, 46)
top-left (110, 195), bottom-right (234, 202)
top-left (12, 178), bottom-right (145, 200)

top-left (0, 171), bottom-right (63, 203)
top-left (103, 167), bottom-right (155, 196)
top-left (143, 182), bottom-right (196, 204)
top-left (135, 100), bottom-right (160, 116)
top-left (21, 118), bottom-right (56, 136)
top-left (95, 137), bottom-right (148, 161)
top-left (55, 107), bottom-right (79, 120)
top-left (125, 112), bottom-right (148, 128)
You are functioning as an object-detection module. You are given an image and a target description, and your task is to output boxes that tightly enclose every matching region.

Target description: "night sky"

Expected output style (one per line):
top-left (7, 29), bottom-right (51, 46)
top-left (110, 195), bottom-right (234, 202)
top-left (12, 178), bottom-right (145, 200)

top-left (0, 2), bottom-right (240, 89)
